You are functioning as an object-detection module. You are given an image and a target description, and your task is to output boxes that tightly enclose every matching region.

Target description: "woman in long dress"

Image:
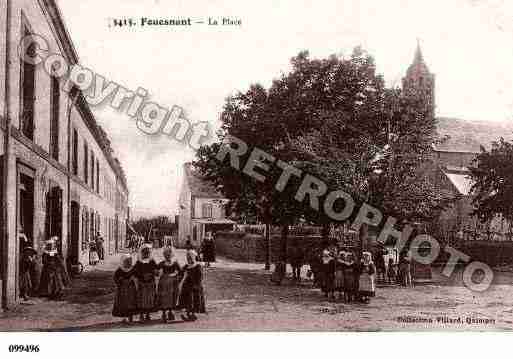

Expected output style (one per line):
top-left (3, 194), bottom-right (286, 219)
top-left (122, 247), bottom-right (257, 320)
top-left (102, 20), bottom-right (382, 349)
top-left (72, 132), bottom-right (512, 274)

top-left (358, 251), bottom-right (376, 303)
top-left (333, 251), bottom-right (346, 301)
top-left (320, 250), bottom-right (335, 300)
top-left (112, 254), bottom-right (137, 323)
top-left (157, 247), bottom-right (181, 322)
top-left (20, 247), bottom-right (37, 301)
top-left (89, 241), bottom-right (99, 266)
top-left (343, 252), bottom-right (358, 303)
top-left (177, 250), bottom-right (206, 321)
top-left (201, 236), bottom-right (216, 267)
top-left (95, 232), bottom-right (105, 263)
top-left (133, 244), bottom-right (158, 322)
top-left (38, 237), bottom-right (70, 300)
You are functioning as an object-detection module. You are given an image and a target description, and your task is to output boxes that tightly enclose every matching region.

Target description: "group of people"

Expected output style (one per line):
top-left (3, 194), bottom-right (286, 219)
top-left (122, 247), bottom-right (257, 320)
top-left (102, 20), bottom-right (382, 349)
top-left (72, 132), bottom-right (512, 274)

top-left (20, 236), bottom-right (71, 301)
top-left (112, 245), bottom-right (206, 324)
top-left (374, 249), bottom-right (413, 287)
top-left (294, 242), bottom-right (416, 303)
top-left (312, 249), bottom-right (377, 303)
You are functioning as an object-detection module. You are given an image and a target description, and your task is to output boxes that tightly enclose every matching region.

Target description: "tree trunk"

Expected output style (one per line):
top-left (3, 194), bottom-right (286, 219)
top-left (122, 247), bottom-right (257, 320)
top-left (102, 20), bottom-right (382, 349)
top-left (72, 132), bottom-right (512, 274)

top-left (358, 222), bottom-right (368, 261)
top-left (280, 224), bottom-right (288, 262)
top-left (321, 222), bottom-right (330, 244)
top-left (264, 222), bottom-right (271, 270)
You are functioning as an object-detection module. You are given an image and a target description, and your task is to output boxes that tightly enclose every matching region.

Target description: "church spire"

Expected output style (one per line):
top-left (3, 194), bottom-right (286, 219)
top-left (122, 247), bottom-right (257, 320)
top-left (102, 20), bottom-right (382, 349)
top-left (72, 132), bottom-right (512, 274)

top-left (402, 39), bottom-right (436, 118)
top-left (414, 38), bottom-right (424, 63)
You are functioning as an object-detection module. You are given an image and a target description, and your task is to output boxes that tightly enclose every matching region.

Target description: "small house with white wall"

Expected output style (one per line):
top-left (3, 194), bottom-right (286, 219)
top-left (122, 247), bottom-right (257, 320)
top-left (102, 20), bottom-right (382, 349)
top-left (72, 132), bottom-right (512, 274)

top-left (177, 163), bottom-right (234, 247)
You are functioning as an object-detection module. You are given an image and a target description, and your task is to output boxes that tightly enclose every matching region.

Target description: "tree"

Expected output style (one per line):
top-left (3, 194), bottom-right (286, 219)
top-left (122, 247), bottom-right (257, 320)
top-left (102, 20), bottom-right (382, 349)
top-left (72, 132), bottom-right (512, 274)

top-left (288, 63), bottom-right (451, 246)
top-left (132, 216), bottom-right (176, 240)
top-left (195, 47), bottom-right (450, 266)
top-left (469, 138), bottom-right (513, 223)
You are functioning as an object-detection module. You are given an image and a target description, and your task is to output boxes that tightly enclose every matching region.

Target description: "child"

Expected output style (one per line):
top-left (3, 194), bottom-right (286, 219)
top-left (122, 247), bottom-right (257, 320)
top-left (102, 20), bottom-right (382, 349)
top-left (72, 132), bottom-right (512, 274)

top-left (343, 252), bottom-right (358, 303)
top-left (157, 247), bottom-right (181, 323)
top-left (333, 251), bottom-right (346, 301)
top-left (89, 241), bottom-right (99, 266)
top-left (112, 254), bottom-right (137, 323)
top-left (177, 250), bottom-right (206, 321)
top-left (358, 251), bottom-right (376, 303)
top-left (320, 250), bottom-right (335, 301)
top-left (133, 244), bottom-right (158, 322)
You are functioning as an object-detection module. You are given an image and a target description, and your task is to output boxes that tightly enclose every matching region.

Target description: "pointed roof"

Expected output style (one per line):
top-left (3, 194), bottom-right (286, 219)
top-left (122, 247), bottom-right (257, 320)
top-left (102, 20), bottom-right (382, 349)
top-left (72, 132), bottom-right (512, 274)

top-left (405, 39), bottom-right (431, 76)
top-left (183, 163), bottom-right (224, 198)
top-left (414, 38), bottom-right (424, 64)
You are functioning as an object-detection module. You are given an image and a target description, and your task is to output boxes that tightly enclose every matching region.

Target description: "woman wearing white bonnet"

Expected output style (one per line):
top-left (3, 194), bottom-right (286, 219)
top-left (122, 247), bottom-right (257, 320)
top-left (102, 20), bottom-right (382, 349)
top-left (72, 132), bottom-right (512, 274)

top-left (156, 247), bottom-right (181, 322)
top-left (358, 251), bottom-right (376, 303)
top-left (112, 254), bottom-right (137, 323)
top-left (133, 243), bottom-right (158, 321)
top-left (38, 237), bottom-right (69, 299)
top-left (177, 249), bottom-right (205, 321)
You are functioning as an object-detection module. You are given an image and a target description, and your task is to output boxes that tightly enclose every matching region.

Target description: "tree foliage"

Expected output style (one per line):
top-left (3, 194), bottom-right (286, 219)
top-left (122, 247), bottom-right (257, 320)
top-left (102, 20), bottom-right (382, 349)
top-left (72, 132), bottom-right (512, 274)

top-left (195, 48), bottom-right (451, 258)
top-left (469, 138), bottom-right (513, 222)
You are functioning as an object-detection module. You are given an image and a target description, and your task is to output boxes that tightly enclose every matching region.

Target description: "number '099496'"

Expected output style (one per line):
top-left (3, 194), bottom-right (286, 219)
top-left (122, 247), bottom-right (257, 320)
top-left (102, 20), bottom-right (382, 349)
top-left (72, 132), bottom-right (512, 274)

top-left (8, 345), bottom-right (40, 353)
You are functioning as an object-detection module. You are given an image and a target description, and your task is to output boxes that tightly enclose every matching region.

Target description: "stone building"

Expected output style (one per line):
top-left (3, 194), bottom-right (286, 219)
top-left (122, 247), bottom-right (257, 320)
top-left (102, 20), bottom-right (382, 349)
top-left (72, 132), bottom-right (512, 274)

top-left (0, 0), bottom-right (129, 308)
top-left (403, 42), bottom-right (512, 244)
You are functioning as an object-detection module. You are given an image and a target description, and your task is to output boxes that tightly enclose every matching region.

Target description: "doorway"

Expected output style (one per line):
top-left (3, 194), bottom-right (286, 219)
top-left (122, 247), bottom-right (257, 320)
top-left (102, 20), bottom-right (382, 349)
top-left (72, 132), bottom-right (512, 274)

top-left (69, 201), bottom-right (80, 262)
top-left (16, 163), bottom-right (35, 300)
top-left (45, 185), bottom-right (63, 254)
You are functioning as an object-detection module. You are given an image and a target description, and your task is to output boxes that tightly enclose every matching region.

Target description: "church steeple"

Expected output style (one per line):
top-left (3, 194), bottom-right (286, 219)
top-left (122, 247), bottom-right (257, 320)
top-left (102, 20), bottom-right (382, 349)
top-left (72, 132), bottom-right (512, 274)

top-left (414, 38), bottom-right (423, 63)
top-left (402, 40), bottom-right (435, 119)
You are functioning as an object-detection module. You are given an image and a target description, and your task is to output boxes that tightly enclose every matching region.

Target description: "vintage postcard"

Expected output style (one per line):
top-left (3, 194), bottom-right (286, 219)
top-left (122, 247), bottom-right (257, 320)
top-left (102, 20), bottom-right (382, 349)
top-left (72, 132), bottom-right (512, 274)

top-left (0, 0), bottom-right (513, 343)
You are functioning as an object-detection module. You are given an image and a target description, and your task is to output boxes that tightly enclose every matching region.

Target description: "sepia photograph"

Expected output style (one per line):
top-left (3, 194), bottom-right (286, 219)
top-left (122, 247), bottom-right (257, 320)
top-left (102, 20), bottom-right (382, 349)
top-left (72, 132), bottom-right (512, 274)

top-left (0, 0), bottom-right (513, 348)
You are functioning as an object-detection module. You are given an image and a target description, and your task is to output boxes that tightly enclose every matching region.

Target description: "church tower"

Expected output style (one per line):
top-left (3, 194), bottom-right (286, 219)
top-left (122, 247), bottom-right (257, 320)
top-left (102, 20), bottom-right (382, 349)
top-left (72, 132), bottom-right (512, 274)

top-left (402, 40), bottom-right (436, 118)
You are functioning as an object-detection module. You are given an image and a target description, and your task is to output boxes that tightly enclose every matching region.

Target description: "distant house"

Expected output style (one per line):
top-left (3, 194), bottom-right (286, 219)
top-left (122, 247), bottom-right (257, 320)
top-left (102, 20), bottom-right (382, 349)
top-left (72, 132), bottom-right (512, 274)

top-left (428, 148), bottom-right (512, 244)
top-left (177, 163), bottom-right (234, 247)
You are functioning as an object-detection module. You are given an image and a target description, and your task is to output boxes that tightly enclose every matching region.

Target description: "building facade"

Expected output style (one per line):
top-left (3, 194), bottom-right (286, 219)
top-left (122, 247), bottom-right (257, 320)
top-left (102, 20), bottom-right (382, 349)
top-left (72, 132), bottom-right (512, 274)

top-left (0, 0), bottom-right (129, 308)
top-left (177, 163), bottom-right (233, 248)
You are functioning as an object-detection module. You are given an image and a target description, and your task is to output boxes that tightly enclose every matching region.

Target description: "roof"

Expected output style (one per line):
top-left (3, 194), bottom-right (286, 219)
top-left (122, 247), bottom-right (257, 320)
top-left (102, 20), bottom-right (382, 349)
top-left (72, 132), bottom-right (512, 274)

top-left (41, 0), bottom-right (129, 192)
top-left (441, 167), bottom-right (474, 196)
top-left (194, 218), bottom-right (235, 225)
top-left (434, 117), bottom-right (513, 154)
top-left (184, 163), bottom-right (224, 199)
top-left (432, 139), bottom-right (481, 154)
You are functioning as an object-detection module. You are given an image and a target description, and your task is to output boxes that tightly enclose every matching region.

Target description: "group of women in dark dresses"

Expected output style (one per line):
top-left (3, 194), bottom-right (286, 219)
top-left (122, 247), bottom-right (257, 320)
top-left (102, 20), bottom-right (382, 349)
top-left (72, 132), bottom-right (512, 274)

top-left (112, 245), bottom-right (206, 324)
top-left (316, 250), bottom-right (376, 303)
top-left (20, 236), bottom-right (70, 301)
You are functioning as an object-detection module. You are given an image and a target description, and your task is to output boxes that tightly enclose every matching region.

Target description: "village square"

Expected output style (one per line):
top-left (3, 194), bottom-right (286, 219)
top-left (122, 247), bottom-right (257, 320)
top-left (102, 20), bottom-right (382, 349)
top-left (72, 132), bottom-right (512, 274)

top-left (1, 0), bottom-right (513, 332)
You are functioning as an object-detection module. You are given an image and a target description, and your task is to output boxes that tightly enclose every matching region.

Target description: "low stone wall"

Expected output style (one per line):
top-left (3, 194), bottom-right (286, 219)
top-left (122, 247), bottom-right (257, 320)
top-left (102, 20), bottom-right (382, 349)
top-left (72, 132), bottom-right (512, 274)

top-left (216, 232), bottom-right (513, 268)
top-left (214, 231), bottom-right (324, 263)
top-left (459, 241), bottom-right (513, 267)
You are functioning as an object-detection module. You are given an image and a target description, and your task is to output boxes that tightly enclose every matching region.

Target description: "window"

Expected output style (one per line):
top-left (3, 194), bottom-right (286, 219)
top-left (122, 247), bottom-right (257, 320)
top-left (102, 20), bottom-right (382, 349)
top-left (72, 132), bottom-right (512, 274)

top-left (84, 142), bottom-right (88, 184)
top-left (96, 160), bottom-right (100, 193)
top-left (90, 151), bottom-right (95, 190)
top-left (21, 27), bottom-right (36, 140)
top-left (72, 129), bottom-right (78, 175)
top-left (49, 75), bottom-right (60, 160)
top-left (202, 203), bottom-right (213, 218)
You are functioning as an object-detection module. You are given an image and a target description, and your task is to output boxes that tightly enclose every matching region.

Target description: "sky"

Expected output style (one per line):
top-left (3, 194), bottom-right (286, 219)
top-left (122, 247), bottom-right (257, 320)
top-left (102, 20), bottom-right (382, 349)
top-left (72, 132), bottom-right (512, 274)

top-left (55, 0), bottom-right (513, 217)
